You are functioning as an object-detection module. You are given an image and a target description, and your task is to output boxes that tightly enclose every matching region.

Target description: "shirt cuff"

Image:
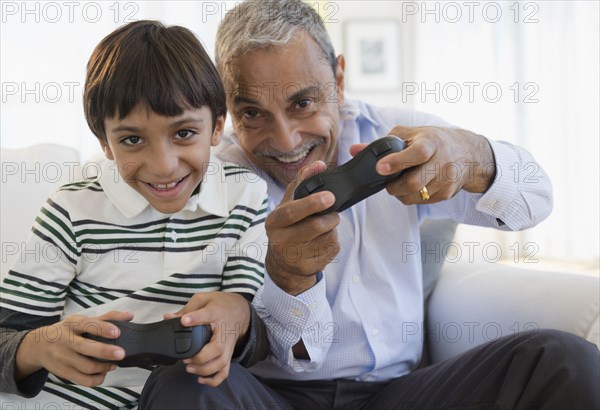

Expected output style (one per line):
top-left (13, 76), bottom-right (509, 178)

top-left (1, 330), bottom-right (48, 398)
top-left (261, 273), bottom-right (327, 337)
top-left (260, 272), bottom-right (332, 371)
top-left (475, 140), bottom-right (519, 225)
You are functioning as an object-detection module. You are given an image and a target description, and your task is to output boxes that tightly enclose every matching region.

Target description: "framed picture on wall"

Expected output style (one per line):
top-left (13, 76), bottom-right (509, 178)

top-left (344, 20), bottom-right (401, 92)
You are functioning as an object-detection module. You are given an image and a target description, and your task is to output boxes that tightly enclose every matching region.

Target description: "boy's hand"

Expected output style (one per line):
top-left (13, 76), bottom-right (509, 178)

top-left (16, 310), bottom-right (134, 386)
top-left (164, 292), bottom-right (250, 387)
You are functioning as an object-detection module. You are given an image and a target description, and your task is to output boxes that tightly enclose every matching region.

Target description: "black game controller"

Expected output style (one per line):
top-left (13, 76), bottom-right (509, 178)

top-left (83, 318), bottom-right (212, 367)
top-left (294, 135), bottom-right (406, 214)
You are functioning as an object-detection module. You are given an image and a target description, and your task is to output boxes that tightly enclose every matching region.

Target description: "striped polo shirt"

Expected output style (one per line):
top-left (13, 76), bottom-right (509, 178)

top-left (0, 156), bottom-right (268, 409)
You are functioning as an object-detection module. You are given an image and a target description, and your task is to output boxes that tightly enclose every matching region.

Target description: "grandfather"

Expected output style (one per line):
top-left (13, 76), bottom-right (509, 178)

top-left (140, 1), bottom-right (599, 409)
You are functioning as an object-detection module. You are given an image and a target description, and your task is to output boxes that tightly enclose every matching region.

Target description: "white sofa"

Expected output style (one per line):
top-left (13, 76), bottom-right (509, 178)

top-left (1, 144), bottom-right (599, 365)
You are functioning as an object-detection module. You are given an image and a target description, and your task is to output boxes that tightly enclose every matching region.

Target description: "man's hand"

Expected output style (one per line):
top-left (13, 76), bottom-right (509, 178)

top-left (164, 292), bottom-right (251, 387)
top-left (16, 310), bottom-right (133, 386)
top-left (265, 161), bottom-right (341, 296)
top-left (350, 126), bottom-right (496, 204)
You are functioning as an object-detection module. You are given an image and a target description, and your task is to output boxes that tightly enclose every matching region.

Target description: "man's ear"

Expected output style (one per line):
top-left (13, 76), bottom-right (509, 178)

top-left (335, 54), bottom-right (346, 105)
top-left (99, 139), bottom-right (115, 160)
top-left (211, 114), bottom-right (226, 146)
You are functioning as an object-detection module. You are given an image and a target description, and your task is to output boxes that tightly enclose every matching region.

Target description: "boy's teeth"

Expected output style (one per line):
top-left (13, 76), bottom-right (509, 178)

top-left (150, 180), bottom-right (180, 190)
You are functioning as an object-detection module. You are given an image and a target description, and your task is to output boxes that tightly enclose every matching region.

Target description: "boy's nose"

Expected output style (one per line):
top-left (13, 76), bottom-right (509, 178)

top-left (148, 144), bottom-right (178, 178)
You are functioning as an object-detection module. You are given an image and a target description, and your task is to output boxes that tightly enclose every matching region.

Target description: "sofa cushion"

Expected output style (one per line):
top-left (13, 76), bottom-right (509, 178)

top-left (420, 218), bottom-right (458, 301)
top-left (1, 144), bottom-right (81, 279)
top-left (428, 261), bottom-right (600, 363)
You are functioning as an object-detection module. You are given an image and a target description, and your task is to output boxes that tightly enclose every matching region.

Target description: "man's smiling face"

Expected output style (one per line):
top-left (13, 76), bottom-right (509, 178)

top-left (226, 32), bottom-right (345, 186)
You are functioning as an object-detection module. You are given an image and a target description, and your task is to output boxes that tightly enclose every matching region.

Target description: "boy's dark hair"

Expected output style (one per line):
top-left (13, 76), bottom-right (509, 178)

top-left (84, 20), bottom-right (226, 139)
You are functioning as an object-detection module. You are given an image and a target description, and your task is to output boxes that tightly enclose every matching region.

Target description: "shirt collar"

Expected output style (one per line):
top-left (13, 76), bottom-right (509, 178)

top-left (98, 156), bottom-right (229, 219)
top-left (339, 98), bottom-right (360, 121)
top-left (340, 98), bottom-right (378, 126)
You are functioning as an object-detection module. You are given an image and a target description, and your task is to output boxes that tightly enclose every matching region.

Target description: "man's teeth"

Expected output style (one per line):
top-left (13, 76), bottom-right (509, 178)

top-left (275, 147), bottom-right (313, 163)
top-left (264, 140), bottom-right (323, 164)
top-left (277, 152), bottom-right (308, 163)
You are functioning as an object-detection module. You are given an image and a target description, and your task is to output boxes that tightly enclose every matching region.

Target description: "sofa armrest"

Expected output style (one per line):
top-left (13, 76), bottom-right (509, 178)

top-left (427, 260), bottom-right (599, 364)
top-left (1, 144), bottom-right (82, 280)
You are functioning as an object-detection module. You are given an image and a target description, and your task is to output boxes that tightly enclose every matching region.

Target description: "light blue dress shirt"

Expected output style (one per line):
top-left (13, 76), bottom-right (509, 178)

top-left (216, 99), bottom-right (553, 382)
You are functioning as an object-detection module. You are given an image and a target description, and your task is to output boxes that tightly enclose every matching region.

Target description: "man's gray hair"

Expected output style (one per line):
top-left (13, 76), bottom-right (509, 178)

top-left (215, 0), bottom-right (337, 85)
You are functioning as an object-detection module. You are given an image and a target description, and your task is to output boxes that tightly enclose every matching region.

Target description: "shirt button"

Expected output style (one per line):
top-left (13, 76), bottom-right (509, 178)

top-left (372, 329), bottom-right (379, 336)
top-left (170, 230), bottom-right (178, 242)
top-left (352, 275), bottom-right (360, 284)
top-left (292, 309), bottom-right (304, 317)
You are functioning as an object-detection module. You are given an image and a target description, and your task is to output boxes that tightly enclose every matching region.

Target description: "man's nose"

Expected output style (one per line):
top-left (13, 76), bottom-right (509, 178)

top-left (268, 115), bottom-right (302, 153)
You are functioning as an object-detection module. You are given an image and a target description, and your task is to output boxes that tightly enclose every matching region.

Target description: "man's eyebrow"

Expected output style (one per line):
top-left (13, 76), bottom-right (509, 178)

top-left (286, 85), bottom-right (320, 103)
top-left (110, 117), bottom-right (204, 133)
top-left (231, 84), bottom-right (322, 106)
top-left (232, 94), bottom-right (261, 106)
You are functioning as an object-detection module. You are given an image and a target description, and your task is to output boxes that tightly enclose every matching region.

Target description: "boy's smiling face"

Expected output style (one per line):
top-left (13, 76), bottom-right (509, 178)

top-left (101, 104), bottom-right (224, 214)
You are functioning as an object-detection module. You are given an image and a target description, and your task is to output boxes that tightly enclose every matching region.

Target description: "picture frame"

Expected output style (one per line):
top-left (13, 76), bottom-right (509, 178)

top-left (343, 20), bottom-right (401, 92)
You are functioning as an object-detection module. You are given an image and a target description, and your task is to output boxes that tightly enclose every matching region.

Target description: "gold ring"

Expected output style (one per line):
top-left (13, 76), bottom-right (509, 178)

top-left (419, 186), bottom-right (430, 201)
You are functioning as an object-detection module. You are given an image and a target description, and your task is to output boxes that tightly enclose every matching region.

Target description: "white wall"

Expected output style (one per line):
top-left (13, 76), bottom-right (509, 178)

top-left (1, 1), bottom-right (598, 270)
top-left (1, 1), bottom-right (225, 160)
top-left (325, 1), bottom-right (599, 269)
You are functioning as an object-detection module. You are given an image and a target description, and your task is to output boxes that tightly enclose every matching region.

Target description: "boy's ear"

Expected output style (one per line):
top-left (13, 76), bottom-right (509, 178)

top-left (99, 139), bottom-right (115, 160)
top-left (211, 115), bottom-right (226, 146)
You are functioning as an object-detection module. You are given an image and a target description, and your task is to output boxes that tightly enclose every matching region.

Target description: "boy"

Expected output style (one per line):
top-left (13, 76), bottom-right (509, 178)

top-left (0, 20), bottom-right (268, 409)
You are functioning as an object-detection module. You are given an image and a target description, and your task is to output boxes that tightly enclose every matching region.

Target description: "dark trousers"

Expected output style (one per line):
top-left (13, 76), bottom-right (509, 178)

top-left (139, 329), bottom-right (600, 410)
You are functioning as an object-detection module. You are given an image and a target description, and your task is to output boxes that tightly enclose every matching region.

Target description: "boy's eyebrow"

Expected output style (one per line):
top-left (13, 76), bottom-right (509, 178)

top-left (110, 125), bottom-right (143, 133)
top-left (169, 117), bottom-right (205, 127)
top-left (110, 117), bottom-right (204, 133)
